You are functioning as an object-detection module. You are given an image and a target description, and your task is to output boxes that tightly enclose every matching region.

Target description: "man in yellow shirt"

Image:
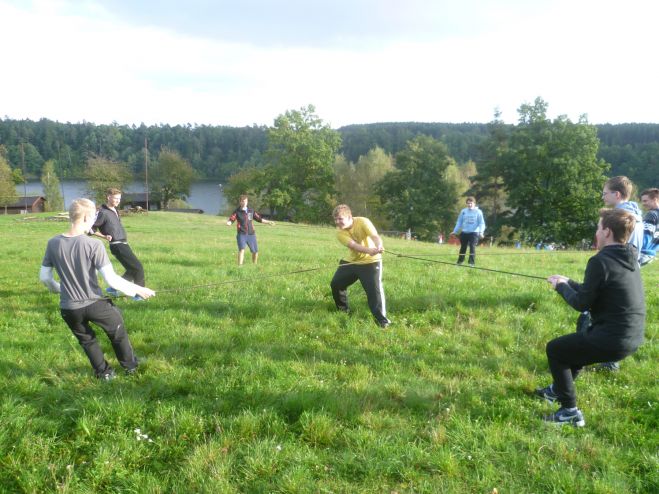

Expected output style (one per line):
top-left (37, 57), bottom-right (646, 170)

top-left (331, 204), bottom-right (391, 328)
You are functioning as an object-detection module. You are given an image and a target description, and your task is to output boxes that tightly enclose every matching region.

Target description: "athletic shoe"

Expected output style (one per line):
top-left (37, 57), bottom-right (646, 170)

top-left (378, 319), bottom-right (391, 329)
top-left (132, 295), bottom-right (145, 302)
top-left (639, 254), bottom-right (654, 266)
top-left (98, 369), bottom-right (116, 381)
top-left (596, 362), bottom-right (620, 372)
top-left (534, 384), bottom-right (558, 403)
top-left (106, 287), bottom-right (119, 297)
top-left (543, 407), bottom-right (585, 427)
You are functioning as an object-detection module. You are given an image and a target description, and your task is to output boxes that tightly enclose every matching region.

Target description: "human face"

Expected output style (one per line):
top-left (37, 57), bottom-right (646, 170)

top-left (240, 197), bottom-right (248, 208)
top-left (107, 194), bottom-right (121, 208)
top-left (334, 213), bottom-right (353, 230)
top-left (466, 200), bottom-right (475, 209)
top-left (601, 187), bottom-right (619, 207)
top-left (595, 219), bottom-right (610, 250)
top-left (641, 194), bottom-right (659, 211)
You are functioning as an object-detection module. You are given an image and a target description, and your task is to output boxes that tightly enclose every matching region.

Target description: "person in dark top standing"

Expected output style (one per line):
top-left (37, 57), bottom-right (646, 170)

top-left (40, 198), bottom-right (155, 380)
top-left (535, 209), bottom-right (645, 427)
top-left (91, 188), bottom-right (145, 297)
top-left (226, 194), bottom-right (275, 265)
top-left (639, 187), bottom-right (659, 266)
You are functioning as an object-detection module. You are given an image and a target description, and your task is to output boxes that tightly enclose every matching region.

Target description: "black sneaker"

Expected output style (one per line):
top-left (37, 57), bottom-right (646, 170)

top-left (98, 369), bottom-right (116, 381)
top-left (534, 384), bottom-right (558, 403)
top-left (378, 319), bottom-right (391, 329)
top-left (543, 407), bottom-right (585, 427)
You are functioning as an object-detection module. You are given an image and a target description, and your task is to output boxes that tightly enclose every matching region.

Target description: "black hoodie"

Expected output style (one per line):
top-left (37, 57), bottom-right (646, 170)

top-left (556, 244), bottom-right (645, 352)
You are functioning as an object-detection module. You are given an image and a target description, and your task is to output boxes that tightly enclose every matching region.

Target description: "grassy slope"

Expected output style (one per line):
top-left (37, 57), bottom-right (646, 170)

top-left (0, 212), bottom-right (656, 493)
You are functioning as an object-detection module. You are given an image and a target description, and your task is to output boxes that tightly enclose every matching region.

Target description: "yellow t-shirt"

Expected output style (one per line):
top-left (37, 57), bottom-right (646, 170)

top-left (336, 217), bottom-right (382, 264)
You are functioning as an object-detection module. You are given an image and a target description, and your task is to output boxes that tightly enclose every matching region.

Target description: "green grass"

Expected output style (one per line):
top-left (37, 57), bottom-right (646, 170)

top-left (0, 212), bottom-right (657, 493)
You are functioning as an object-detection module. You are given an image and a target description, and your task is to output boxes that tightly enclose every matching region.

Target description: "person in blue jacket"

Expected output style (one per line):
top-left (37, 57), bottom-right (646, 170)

top-left (450, 196), bottom-right (485, 266)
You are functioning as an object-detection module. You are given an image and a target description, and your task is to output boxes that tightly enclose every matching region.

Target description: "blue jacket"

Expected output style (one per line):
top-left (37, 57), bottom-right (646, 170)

top-left (452, 207), bottom-right (485, 235)
top-left (615, 201), bottom-right (643, 260)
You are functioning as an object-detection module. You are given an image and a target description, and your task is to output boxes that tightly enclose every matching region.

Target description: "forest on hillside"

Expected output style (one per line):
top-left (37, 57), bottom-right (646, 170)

top-left (0, 118), bottom-right (657, 190)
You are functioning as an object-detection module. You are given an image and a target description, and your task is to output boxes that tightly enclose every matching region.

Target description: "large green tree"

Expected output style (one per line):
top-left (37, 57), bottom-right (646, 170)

top-left (377, 135), bottom-right (460, 240)
top-left (263, 105), bottom-right (341, 222)
top-left (41, 160), bottom-right (64, 211)
top-left (470, 111), bottom-right (511, 235)
top-left (501, 98), bottom-right (609, 244)
top-left (0, 154), bottom-right (18, 211)
top-left (152, 149), bottom-right (196, 209)
top-left (84, 155), bottom-right (133, 205)
top-left (334, 146), bottom-right (394, 224)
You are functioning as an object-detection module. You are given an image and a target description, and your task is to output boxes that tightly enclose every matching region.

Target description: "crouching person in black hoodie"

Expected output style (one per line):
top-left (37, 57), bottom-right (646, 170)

top-left (535, 208), bottom-right (646, 427)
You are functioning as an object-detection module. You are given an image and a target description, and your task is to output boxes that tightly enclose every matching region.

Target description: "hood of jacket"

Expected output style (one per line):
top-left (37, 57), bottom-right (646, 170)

top-left (599, 244), bottom-right (639, 271)
top-left (617, 201), bottom-right (643, 221)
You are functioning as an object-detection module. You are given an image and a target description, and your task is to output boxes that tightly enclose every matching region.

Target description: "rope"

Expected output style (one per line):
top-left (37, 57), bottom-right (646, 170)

top-left (392, 250), bottom-right (589, 257)
top-left (156, 265), bottom-right (326, 294)
top-left (385, 249), bottom-right (548, 281)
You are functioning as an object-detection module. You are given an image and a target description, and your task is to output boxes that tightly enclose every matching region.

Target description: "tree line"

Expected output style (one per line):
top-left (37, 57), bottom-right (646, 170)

top-left (1, 100), bottom-right (657, 245)
top-left (0, 115), bottom-right (657, 190)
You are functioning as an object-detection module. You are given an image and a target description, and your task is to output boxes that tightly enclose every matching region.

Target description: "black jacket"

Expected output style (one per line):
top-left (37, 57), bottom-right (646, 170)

top-left (557, 244), bottom-right (645, 352)
top-left (92, 204), bottom-right (128, 242)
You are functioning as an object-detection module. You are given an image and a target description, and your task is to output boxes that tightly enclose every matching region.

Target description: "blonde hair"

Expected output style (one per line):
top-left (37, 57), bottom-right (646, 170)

top-left (332, 204), bottom-right (352, 219)
top-left (69, 198), bottom-right (96, 222)
top-left (106, 187), bottom-right (122, 196)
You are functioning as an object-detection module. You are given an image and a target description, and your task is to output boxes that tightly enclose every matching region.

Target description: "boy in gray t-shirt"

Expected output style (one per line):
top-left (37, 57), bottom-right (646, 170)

top-left (40, 198), bottom-right (155, 380)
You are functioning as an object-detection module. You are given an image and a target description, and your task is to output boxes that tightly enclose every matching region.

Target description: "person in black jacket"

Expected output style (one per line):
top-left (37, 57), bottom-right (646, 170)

top-left (226, 195), bottom-right (275, 265)
top-left (91, 188), bottom-right (146, 298)
top-left (535, 208), bottom-right (646, 427)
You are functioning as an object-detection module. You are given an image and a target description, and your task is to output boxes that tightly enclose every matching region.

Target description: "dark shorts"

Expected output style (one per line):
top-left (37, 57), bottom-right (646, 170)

top-left (237, 233), bottom-right (258, 253)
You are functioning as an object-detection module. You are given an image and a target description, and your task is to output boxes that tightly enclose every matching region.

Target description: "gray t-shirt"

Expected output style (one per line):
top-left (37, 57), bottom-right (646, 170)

top-left (42, 234), bottom-right (111, 310)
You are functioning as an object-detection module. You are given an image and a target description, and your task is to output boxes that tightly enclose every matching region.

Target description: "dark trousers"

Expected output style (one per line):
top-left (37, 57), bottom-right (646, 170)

top-left (546, 331), bottom-right (631, 408)
top-left (60, 299), bottom-right (138, 377)
top-left (330, 260), bottom-right (389, 325)
top-left (457, 232), bottom-right (479, 264)
top-left (110, 242), bottom-right (145, 286)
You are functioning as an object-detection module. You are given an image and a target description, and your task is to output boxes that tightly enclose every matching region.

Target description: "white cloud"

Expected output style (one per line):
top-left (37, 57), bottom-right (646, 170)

top-left (1, 0), bottom-right (658, 127)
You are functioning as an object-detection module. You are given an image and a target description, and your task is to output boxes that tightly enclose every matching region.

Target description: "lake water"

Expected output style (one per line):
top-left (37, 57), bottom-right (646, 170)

top-left (18, 180), bottom-right (228, 215)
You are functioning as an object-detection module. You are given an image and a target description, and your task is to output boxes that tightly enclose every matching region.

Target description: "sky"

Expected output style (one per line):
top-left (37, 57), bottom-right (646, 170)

top-left (1, 0), bottom-right (658, 128)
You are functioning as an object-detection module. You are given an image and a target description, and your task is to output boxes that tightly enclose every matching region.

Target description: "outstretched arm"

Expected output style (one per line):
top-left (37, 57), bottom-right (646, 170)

top-left (99, 264), bottom-right (156, 299)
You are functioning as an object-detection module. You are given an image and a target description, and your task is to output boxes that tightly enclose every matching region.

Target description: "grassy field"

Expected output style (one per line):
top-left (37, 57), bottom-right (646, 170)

top-left (0, 211), bottom-right (656, 493)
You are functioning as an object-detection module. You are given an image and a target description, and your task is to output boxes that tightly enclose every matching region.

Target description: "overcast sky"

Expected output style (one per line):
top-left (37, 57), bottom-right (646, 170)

top-left (1, 0), bottom-right (658, 128)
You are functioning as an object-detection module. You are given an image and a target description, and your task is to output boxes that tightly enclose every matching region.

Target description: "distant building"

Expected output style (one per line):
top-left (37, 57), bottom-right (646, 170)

top-left (121, 193), bottom-right (161, 211)
top-left (2, 196), bottom-right (46, 214)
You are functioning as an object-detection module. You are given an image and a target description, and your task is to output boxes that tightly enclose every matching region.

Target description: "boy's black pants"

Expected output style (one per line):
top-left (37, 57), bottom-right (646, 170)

top-left (60, 299), bottom-right (138, 377)
top-left (330, 260), bottom-right (389, 325)
top-left (457, 232), bottom-right (479, 264)
top-left (110, 242), bottom-right (145, 286)
top-left (546, 331), bottom-right (633, 409)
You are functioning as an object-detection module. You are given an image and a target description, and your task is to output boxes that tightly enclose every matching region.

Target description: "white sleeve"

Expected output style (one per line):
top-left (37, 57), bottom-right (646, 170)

top-left (39, 265), bottom-right (61, 293)
top-left (98, 264), bottom-right (139, 297)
